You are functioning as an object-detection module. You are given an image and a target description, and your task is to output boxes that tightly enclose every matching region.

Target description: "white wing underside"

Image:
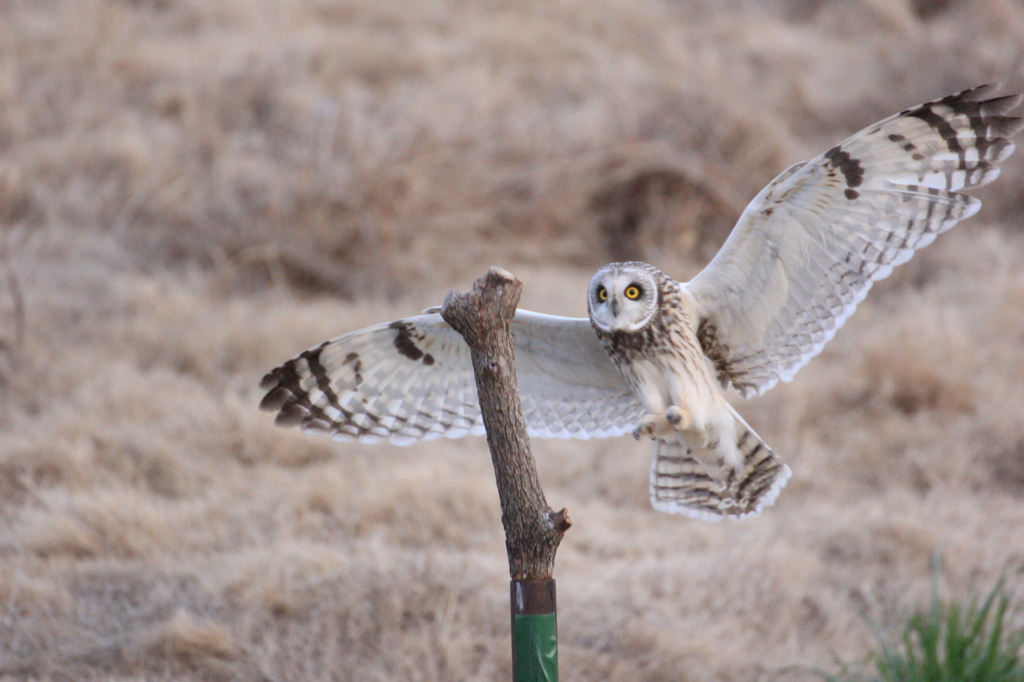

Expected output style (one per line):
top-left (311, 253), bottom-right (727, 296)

top-left (260, 311), bottom-right (646, 445)
top-left (686, 84), bottom-right (1022, 397)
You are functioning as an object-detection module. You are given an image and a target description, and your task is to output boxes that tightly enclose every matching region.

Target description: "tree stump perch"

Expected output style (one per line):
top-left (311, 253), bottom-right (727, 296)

top-left (440, 266), bottom-right (572, 580)
top-left (441, 267), bottom-right (570, 680)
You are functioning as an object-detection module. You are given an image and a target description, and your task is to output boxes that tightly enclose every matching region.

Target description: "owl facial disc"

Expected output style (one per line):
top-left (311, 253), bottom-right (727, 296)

top-left (588, 263), bottom-right (660, 333)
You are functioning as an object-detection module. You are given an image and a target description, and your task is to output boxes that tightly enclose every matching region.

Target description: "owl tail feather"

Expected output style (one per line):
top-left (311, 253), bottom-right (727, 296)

top-left (648, 411), bottom-right (791, 522)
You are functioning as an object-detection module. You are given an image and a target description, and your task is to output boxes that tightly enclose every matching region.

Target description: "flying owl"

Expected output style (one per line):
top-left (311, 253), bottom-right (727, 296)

top-left (260, 84), bottom-right (1021, 522)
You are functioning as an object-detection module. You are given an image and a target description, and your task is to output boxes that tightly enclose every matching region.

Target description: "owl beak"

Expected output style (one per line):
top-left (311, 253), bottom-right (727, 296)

top-left (611, 298), bottom-right (619, 317)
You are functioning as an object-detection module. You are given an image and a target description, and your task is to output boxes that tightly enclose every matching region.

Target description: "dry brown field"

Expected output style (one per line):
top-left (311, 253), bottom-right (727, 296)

top-left (1, 0), bottom-right (1023, 680)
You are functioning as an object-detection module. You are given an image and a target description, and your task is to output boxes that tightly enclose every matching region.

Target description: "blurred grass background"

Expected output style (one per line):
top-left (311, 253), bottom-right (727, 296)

top-left (0, 0), bottom-right (1023, 680)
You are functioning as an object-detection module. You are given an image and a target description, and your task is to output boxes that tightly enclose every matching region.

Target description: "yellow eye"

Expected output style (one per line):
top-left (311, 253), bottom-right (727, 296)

top-left (625, 285), bottom-right (641, 300)
top-left (597, 286), bottom-right (608, 301)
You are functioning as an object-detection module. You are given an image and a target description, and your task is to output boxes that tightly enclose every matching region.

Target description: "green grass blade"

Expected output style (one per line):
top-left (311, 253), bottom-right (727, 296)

top-left (821, 569), bottom-right (1024, 682)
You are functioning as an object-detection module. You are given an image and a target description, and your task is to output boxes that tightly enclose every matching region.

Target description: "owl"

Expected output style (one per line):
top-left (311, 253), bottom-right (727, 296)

top-left (260, 84), bottom-right (1021, 522)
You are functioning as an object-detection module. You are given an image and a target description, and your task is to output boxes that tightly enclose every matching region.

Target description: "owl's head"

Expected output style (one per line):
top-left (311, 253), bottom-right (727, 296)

top-left (587, 262), bottom-right (662, 333)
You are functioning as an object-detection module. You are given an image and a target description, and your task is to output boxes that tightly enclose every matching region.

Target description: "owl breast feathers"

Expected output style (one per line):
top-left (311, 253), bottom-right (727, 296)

top-left (261, 84), bottom-right (1021, 522)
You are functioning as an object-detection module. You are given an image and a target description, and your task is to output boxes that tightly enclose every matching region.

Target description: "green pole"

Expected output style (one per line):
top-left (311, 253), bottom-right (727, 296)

top-left (511, 579), bottom-right (558, 682)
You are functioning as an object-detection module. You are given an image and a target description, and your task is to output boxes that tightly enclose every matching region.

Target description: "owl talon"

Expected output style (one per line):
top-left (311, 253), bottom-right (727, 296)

top-left (665, 405), bottom-right (691, 431)
top-left (633, 413), bottom-right (670, 440)
top-left (632, 423), bottom-right (653, 441)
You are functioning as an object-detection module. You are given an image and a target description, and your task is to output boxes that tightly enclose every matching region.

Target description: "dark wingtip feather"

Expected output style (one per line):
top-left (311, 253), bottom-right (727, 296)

top-left (259, 385), bottom-right (292, 411)
top-left (980, 93), bottom-right (1023, 116)
top-left (274, 403), bottom-right (308, 426)
top-left (995, 115), bottom-right (1024, 138)
top-left (259, 365), bottom-right (286, 390)
top-left (953, 82), bottom-right (1001, 103)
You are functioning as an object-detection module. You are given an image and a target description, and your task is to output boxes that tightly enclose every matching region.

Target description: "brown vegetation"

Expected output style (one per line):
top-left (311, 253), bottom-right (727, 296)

top-left (1, 0), bottom-right (1023, 679)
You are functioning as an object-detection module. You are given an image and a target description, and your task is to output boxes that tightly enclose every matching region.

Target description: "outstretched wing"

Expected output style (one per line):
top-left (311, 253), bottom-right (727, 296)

top-left (259, 310), bottom-right (645, 445)
top-left (686, 84), bottom-right (1023, 398)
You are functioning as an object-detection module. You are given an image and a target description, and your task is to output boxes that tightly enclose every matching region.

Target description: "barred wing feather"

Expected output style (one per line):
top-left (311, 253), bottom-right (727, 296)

top-left (259, 311), bottom-right (644, 445)
top-left (686, 84), bottom-right (1022, 398)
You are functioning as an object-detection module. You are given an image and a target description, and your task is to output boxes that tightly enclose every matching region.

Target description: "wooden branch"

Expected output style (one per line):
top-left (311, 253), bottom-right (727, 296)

top-left (441, 267), bottom-right (571, 580)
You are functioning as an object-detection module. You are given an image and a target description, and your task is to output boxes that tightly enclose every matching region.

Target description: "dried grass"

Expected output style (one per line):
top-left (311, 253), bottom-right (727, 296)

top-left (0, 0), bottom-right (1023, 679)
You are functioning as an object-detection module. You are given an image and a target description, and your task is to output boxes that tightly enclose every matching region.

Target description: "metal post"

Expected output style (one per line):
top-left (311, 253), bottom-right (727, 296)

top-left (511, 579), bottom-right (558, 682)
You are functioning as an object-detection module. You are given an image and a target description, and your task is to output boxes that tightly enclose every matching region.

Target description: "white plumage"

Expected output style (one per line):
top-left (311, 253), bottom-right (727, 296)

top-left (261, 311), bottom-right (645, 444)
top-left (688, 84), bottom-right (1021, 397)
top-left (261, 84), bottom-right (1021, 521)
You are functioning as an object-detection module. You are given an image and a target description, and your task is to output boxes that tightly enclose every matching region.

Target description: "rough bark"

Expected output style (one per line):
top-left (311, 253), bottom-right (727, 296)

top-left (441, 267), bottom-right (571, 580)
